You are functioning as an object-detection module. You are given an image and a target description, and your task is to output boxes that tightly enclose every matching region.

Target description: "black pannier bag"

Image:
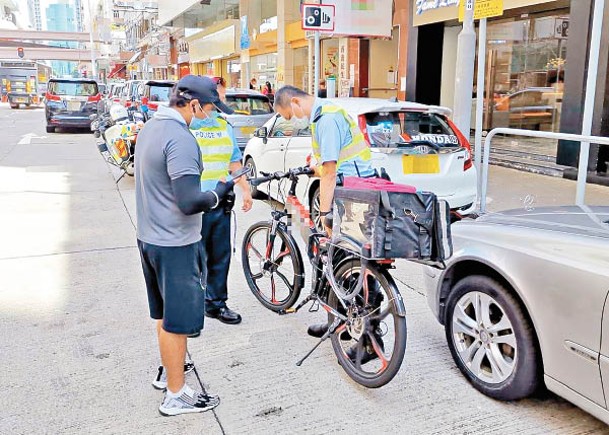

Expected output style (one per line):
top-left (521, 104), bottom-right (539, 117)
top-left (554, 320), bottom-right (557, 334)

top-left (333, 183), bottom-right (452, 267)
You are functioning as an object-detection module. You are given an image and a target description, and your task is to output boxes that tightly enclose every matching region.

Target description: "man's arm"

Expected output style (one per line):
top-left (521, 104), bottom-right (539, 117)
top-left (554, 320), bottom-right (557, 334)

top-left (172, 175), bottom-right (234, 215)
top-left (319, 161), bottom-right (337, 214)
top-left (227, 123), bottom-right (253, 212)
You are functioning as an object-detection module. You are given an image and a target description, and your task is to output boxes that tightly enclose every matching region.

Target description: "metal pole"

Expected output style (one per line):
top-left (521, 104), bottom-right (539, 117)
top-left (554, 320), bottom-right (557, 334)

top-left (314, 31), bottom-right (320, 96)
top-left (577, 0), bottom-right (604, 206)
top-left (87, 0), bottom-right (97, 78)
top-left (453, 0), bottom-right (476, 136)
top-left (474, 17), bottom-right (487, 199)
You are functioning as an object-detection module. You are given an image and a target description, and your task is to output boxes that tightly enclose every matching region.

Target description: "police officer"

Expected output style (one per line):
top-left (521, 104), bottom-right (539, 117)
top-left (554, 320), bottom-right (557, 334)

top-left (274, 85), bottom-right (374, 231)
top-left (273, 85), bottom-right (377, 345)
top-left (188, 76), bottom-right (253, 325)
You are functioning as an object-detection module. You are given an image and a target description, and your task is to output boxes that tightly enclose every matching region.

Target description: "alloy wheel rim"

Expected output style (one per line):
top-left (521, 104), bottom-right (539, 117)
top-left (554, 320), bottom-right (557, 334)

top-left (452, 291), bottom-right (517, 384)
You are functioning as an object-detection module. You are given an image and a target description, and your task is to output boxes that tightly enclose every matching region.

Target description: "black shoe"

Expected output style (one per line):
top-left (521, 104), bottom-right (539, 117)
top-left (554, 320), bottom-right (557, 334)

top-left (346, 332), bottom-right (385, 366)
top-left (307, 323), bottom-right (351, 340)
top-left (205, 307), bottom-right (242, 325)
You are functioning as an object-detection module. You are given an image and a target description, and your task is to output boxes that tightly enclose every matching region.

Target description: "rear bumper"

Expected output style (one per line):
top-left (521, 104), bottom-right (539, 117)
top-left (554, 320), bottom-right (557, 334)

top-left (8, 94), bottom-right (36, 104)
top-left (47, 116), bottom-right (92, 128)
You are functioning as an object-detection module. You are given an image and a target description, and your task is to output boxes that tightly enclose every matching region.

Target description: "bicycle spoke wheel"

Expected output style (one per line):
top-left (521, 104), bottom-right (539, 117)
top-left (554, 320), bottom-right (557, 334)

top-left (328, 260), bottom-right (407, 388)
top-left (242, 222), bottom-right (304, 312)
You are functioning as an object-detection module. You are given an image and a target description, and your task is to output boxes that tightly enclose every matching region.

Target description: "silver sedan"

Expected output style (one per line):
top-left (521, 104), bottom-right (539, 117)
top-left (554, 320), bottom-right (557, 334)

top-left (425, 206), bottom-right (609, 424)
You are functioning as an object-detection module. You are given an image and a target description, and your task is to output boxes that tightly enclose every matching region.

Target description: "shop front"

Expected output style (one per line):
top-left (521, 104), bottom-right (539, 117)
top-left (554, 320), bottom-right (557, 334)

top-left (412, 0), bottom-right (570, 135)
top-left (187, 21), bottom-right (240, 82)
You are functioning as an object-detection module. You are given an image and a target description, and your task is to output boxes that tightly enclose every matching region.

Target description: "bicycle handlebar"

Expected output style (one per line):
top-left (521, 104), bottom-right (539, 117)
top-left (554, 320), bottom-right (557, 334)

top-left (249, 166), bottom-right (315, 187)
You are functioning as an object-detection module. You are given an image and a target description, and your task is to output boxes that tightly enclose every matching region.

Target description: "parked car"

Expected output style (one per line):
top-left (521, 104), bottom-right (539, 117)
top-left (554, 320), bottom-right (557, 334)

top-left (224, 89), bottom-right (275, 149)
top-left (425, 206), bottom-right (609, 423)
top-left (494, 87), bottom-right (560, 130)
top-left (138, 79), bottom-right (175, 120)
top-left (109, 83), bottom-right (125, 105)
top-left (243, 97), bottom-right (477, 230)
top-left (118, 79), bottom-right (144, 109)
top-left (45, 78), bottom-right (100, 132)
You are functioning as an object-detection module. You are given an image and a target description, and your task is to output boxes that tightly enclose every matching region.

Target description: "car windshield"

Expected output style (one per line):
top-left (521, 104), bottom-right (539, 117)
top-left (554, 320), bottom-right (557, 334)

top-left (148, 85), bottom-right (173, 102)
top-left (49, 81), bottom-right (98, 96)
top-left (225, 95), bottom-right (273, 115)
top-left (364, 111), bottom-right (460, 148)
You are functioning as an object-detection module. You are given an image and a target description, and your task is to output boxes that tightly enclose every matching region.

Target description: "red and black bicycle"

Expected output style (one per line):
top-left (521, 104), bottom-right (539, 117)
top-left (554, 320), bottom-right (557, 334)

top-left (242, 166), bottom-right (407, 388)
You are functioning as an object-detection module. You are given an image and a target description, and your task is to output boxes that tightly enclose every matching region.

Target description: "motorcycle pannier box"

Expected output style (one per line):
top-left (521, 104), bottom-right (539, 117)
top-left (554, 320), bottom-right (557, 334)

top-left (333, 183), bottom-right (452, 266)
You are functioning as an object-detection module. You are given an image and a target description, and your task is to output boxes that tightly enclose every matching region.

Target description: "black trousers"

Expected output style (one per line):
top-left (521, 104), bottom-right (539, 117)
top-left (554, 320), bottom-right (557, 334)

top-left (201, 207), bottom-right (232, 311)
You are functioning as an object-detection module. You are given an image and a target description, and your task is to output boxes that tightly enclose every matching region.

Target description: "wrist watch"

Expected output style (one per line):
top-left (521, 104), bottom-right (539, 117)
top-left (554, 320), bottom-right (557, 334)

top-left (319, 210), bottom-right (331, 217)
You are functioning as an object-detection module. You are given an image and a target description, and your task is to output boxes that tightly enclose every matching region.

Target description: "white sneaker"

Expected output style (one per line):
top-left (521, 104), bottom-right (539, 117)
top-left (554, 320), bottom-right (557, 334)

top-left (152, 359), bottom-right (195, 390)
top-left (159, 385), bottom-right (220, 416)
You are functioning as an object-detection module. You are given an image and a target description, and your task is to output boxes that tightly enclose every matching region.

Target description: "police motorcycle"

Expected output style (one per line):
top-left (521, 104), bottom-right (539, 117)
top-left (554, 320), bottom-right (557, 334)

top-left (91, 104), bottom-right (144, 182)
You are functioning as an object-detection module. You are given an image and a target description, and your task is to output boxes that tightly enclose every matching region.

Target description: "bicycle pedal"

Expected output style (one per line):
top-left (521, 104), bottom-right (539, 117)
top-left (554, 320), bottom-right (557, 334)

top-left (278, 308), bottom-right (296, 316)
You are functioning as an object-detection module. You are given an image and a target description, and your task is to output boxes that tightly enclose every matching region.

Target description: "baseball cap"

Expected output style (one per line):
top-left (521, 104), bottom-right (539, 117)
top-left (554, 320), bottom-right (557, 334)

top-left (175, 75), bottom-right (234, 114)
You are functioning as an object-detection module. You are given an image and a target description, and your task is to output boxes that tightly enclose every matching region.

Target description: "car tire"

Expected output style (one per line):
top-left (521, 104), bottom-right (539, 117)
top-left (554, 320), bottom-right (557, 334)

top-left (10, 104), bottom-right (18, 109)
top-left (46, 126), bottom-right (55, 133)
top-left (244, 157), bottom-right (266, 199)
top-left (445, 275), bottom-right (540, 401)
top-left (310, 186), bottom-right (323, 232)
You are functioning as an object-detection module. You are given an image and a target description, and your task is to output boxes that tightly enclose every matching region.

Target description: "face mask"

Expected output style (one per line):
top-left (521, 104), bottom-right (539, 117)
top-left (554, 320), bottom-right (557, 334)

top-left (291, 117), bottom-right (309, 131)
top-left (290, 102), bottom-right (308, 125)
top-left (189, 105), bottom-right (219, 129)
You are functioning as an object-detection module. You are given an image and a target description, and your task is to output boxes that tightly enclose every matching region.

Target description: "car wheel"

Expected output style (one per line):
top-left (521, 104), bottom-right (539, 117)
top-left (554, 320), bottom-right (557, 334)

top-left (244, 157), bottom-right (266, 199)
top-left (445, 275), bottom-right (540, 401)
top-left (10, 104), bottom-right (18, 109)
top-left (46, 126), bottom-right (55, 133)
top-left (310, 186), bottom-right (323, 232)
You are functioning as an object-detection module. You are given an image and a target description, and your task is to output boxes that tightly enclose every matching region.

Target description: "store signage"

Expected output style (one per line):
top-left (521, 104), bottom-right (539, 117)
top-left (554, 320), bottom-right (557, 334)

top-left (414, 0), bottom-right (553, 26)
top-left (415, 0), bottom-right (459, 16)
top-left (459, 0), bottom-right (504, 21)
top-left (301, 4), bottom-right (335, 31)
top-left (555, 18), bottom-right (569, 39)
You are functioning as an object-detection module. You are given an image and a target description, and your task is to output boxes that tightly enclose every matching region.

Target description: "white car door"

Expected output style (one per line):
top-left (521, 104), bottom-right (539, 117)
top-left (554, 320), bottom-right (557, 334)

top-left (282, 125), bottom-right (313, 205)
top-left (257, 116), bottom-right (294, 200)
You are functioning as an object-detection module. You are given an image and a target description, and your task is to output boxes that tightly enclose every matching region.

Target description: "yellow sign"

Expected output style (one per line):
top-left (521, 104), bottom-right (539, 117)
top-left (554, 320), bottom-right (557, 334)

top-left (459, 0), bottom-right (504, 21)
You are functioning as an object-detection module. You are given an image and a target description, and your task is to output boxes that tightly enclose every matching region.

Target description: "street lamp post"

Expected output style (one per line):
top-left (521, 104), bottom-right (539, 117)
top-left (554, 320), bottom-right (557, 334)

top-left (87, 0), bottom-right (97, 78)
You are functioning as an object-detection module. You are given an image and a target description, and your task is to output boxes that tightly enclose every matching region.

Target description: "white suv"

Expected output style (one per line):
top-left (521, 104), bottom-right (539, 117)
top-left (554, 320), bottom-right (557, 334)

top-left (243, 98), bottom-right (477, 230)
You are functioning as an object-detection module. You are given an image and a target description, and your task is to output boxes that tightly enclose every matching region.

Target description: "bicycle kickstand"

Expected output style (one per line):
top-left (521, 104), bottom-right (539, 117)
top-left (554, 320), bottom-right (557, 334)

top-left (115, 169), bottom-right (128, 184)
top-left (296, 318), bottom-right (341, 367)
top-left (278, 294), bottom-right (315, 315)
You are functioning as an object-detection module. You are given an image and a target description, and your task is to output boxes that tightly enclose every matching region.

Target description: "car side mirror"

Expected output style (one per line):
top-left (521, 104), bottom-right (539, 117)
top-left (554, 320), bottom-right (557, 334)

top-left (254, 127), bottom-right (268, 144)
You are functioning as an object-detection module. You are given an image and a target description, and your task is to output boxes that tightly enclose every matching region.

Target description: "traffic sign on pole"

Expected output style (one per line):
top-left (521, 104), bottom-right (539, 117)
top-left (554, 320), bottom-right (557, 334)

top-left (301, 3), bottom-right (335, 32)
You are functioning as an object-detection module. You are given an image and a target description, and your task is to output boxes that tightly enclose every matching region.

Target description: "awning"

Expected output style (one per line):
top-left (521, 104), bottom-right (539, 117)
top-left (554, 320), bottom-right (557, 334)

top-left (128, 51), bottom-right (142, 64)
top-left (108, 64), bottom-right (126, 78)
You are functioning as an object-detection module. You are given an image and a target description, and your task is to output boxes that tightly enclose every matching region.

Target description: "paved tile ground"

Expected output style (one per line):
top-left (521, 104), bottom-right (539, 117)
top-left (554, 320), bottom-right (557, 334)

top-left (1, 104), bottom-right (608, 434)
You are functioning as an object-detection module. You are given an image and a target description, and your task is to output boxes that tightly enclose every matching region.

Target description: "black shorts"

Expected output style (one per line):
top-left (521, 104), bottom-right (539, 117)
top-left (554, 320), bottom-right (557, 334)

top-left (137, 240), bottom-right (206, 335)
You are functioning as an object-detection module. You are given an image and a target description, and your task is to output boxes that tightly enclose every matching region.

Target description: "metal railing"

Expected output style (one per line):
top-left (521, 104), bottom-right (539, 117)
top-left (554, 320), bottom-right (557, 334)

top-left (479, 128), bottom-right (609, 213)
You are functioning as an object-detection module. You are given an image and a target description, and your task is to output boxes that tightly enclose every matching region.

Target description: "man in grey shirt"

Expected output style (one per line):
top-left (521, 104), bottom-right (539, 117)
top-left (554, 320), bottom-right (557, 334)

top-left (135, 75), bottom-right (235, 416)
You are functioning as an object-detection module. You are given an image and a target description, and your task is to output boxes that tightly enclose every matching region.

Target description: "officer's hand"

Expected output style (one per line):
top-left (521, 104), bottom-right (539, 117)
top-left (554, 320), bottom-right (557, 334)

top-left (242, 189), bottom-right (253, 212)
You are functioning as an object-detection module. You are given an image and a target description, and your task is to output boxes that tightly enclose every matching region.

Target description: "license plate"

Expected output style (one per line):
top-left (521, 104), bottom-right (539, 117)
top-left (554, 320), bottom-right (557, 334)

top-left (240, 126), bottom-right (257, 136)
top-left (16, 98), bottom-right (27, 103)
top-left (402, 154), bottom-right (440, 174)
top-left (68, 101), bottom-right (81, 111)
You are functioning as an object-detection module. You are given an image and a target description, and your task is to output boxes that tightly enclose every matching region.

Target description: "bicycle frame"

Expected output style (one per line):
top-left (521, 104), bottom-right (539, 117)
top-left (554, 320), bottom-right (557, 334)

top-left (265, 171), bottom-right (373, 331)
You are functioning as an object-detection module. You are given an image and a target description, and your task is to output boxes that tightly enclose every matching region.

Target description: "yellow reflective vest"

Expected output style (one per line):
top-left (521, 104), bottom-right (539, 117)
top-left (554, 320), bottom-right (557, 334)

top-left (310, 104), bottom-right (371, 171)
top-left (191, 118), bottom-right (233, 189)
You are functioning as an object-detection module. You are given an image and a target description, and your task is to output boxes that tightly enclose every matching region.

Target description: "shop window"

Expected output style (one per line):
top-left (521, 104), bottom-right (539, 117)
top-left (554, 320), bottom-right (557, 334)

top-left (478, 11), bottom-right (569, 133)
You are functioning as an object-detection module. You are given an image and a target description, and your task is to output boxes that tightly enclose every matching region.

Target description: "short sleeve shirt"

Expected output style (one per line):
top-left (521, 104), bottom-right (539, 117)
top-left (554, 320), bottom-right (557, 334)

top-left (135, 110), bottom-right (203, 247)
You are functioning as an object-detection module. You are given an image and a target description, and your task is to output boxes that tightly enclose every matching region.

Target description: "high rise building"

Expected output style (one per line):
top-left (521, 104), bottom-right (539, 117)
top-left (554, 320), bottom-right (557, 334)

top-left (46, 0), bottom-right (78, 76)
top-left (26, 0), bottom-right (42, 31)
